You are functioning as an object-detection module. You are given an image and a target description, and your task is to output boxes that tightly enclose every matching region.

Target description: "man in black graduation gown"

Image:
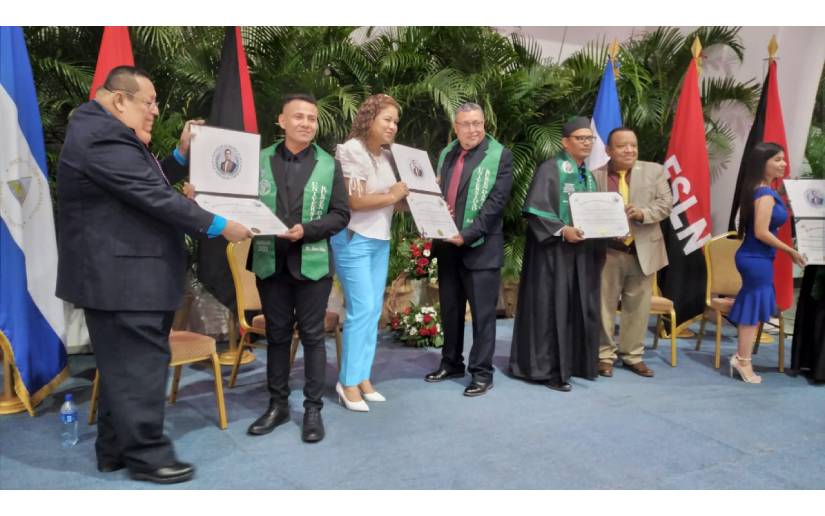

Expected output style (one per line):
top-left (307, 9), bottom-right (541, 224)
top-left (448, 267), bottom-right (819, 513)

top-left (425, 102), bottom-right (513, 396)
top-left (509, 117), bottom-right (606, 392)
top-left (245, 94), bottom-right (350, 442)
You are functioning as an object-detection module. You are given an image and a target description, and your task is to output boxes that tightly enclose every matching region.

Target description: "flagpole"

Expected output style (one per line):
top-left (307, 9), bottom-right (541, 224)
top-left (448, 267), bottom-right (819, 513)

top-left (0, 332), bottom-right (29, 415)
top-left (756, 34), bottom-right (783, 346)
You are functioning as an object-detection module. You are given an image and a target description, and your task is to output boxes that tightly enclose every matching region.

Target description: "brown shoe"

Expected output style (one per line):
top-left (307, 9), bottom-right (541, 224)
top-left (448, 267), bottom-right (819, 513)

top-left (624, 361), bottom-right (655, 377)
top-left (598, 361), bottom-right (614, 377)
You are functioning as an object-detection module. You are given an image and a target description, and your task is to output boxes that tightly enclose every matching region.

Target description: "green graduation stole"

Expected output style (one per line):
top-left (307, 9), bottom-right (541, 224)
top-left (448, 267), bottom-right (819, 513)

top-left (252, 141), bottom-right (335, 281)
top-left (436, 134), bottom-right (504, 248)
top-left (523, 151), bottom-right (597, 225)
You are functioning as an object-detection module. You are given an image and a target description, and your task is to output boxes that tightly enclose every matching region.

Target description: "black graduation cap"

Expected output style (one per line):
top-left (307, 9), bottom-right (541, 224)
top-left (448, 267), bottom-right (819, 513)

top-left (562, 116), bottom-right (591, 137)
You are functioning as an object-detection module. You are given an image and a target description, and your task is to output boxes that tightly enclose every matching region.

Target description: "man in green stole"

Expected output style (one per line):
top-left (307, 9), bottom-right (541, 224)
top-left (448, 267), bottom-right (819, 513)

top-left (509, 116), bottom-right (607, 392)
top-left (246, 94), bottom-right (349, 442)
top-left (425, 102), bottom-right (513, 397)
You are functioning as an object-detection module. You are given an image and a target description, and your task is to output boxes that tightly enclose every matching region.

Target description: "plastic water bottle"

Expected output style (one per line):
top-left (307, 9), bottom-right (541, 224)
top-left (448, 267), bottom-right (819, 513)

top-left (60, 393), bottom-right (79, 448)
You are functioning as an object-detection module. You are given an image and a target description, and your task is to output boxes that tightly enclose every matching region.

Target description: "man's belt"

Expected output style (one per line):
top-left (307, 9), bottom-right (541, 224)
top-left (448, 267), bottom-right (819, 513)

top-left (607, 240), bottom-right (637, 255)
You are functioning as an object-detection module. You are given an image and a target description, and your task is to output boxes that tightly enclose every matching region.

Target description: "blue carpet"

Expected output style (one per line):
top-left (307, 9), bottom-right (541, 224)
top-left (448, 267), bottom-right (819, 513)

top-left (1, 318), bottom-right (824, 489)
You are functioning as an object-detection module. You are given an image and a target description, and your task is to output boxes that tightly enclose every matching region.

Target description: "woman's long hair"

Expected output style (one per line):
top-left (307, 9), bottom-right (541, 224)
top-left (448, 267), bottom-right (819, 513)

top-left (348, 94), bottom-right (400, 141)
top-left (737, 142), bottom-right (784, 238)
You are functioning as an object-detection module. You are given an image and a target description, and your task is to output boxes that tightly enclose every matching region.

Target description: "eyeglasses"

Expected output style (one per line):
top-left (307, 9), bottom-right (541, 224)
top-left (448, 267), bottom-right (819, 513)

top-left (457, 120), bottom-right (484, 130)
top-left (105, 87), bottom-right (159, 111)
top-left (571, 135), bottom-right (596, 143)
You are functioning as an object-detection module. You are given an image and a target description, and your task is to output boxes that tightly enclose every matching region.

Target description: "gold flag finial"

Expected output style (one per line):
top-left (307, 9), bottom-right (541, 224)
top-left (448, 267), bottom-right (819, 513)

top-left (608, 38), bottom-right (620, 79)
top-left (691, 37), bottom-right (702, 59)
top-left (768, 35), bottom-right (778, 61)
top-left (691, 37), bottom-right (703, 75)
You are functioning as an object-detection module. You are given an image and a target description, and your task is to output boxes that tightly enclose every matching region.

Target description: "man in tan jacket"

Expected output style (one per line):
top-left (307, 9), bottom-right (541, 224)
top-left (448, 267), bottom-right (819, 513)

top-left (592, 127), bottom-right (672, 378)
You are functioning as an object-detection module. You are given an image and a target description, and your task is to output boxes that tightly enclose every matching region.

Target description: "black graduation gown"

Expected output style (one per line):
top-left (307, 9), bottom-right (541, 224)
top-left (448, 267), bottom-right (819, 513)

top-left (509, 158), bottom-right (606, 383)
top-left (790, 265), bottom-right (825, 381)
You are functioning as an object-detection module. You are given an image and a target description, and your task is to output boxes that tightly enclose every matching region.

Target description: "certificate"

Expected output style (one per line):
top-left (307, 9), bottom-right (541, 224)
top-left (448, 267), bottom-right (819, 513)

top-left (390, 143), bottom-right (441, 194)
top-left (190, 125), bottom-right (261, 197)
top-left (783, 180), bottom-right (825, 219)
top-left (795, 218), bottom-right (825, 265)
top-left (195, 193), bottom-right (288, 236)
top-left (406, 192), bottom-right (459, 240)
top-left (569, 191), bottom-right (630, 239)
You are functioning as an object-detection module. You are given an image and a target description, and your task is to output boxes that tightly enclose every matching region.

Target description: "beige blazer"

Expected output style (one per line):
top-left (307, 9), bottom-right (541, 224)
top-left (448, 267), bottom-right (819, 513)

top-left (592, 160), bottom-right (672, 276)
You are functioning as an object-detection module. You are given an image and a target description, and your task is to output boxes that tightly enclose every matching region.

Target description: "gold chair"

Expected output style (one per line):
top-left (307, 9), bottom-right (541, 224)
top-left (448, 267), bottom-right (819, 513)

top-left (225, 241), bottom-right (342, 388)
top-left (695, 231), bottom-right (784, 371)
top-left (88, 330), bottom-right (228, 429)
top-left (649, 275), bottom-right (678, 367)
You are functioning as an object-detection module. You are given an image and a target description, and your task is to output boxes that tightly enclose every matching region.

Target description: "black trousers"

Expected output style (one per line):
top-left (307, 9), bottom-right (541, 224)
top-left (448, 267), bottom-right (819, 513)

top-left (84, 308), bottom-right (177, 473)
top-left (257, 273), bottom-right (331, 410)
top-left (437, 253), bottom-right (501, 381)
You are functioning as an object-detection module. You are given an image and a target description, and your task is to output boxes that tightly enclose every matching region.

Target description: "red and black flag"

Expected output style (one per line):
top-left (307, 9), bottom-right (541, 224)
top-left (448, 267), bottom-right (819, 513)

top-left (89, 26), bottom-right (134, 99)
top-left (657, 43), bottom-right (713, 331)
top-left (727, 57), bottom-right (794, 311)
top-left (197, 26), bottom-right (258, 309)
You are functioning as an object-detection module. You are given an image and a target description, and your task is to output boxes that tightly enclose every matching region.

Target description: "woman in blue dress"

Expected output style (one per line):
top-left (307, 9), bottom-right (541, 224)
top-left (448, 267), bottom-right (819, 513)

top-left (729, 142), bottom-right (806, 383)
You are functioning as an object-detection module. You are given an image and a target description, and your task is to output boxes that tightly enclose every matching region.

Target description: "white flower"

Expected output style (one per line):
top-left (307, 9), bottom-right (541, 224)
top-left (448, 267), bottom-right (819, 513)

top-left (436, 324), bottom-right (442, 332)
top-left (408, 327), bottom-right (417, 336)
top-left (423, 249), bottom-right (431, 257)
top-left (415, 313), bottom-right (423, 323)
top-left (429, 277), bottom-right (438, 285)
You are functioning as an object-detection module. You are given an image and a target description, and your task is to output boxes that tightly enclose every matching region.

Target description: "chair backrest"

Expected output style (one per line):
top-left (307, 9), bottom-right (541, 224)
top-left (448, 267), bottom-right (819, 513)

top-left (703, 231), bottom-right (743, 301)
top-left (226, 241), bottom-right (262, 329)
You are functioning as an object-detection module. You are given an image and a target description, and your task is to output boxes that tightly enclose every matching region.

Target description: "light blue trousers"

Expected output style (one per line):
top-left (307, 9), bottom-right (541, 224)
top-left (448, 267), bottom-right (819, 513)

top-left (330, 230), bottom-right (390, 387)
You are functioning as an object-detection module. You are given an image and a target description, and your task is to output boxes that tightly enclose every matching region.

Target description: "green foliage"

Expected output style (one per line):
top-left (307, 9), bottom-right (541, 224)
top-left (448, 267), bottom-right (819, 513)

top-left (806, 126), bottom-right (825, 179)
top-left (25, 25), bottom-right (760, 284)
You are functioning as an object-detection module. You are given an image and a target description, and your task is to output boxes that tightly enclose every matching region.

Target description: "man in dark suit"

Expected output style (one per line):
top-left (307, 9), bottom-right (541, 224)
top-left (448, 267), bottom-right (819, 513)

top-left (245, 94), bottom-right (349, 442)
top-left (220, 148), bottom-right (237, 173)
top-left (56, 66), bottom-right (251, 484)
top-left (425, 102), bottom-right (513, 396)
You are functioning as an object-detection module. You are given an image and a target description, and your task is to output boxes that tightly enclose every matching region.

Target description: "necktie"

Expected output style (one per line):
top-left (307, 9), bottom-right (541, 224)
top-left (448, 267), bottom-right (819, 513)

top-left (445, 149), bottom-right (468, 215)
top-left (618, 170), bottom-right (634, 245)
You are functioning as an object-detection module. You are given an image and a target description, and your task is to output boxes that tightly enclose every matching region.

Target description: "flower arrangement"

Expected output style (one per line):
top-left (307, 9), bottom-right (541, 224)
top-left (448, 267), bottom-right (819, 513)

top-left (399, 238), bottom-right (438, 284)
top-left (389, 303), bottom-right (443, 348)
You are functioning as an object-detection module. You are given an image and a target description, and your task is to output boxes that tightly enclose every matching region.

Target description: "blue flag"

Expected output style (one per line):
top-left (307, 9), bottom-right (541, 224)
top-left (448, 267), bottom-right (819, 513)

top-left (587, 58), bottom-right (623, 171)
top-left (0, 27), bottom-right (68, 413)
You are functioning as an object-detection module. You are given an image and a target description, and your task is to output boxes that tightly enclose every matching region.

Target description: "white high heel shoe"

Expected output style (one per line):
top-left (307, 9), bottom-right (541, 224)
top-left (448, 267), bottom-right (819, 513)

top-left (361, 390), bottom-right (386, 402)
top-left (336, 382), bottom-right (369, 412)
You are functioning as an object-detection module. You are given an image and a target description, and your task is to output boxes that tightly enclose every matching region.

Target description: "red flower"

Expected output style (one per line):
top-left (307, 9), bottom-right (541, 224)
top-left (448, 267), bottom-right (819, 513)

top-left (411, 246), bottom-right (421, 258)
top-left (415, 267), bottom-right (425, 276)
top-left (418, 327), bottom-right (427, 336)
top-left (391, 317), bottom-right (400, 329)
top-left (424, 242), bottom-right (432, 251)
top-left (423, 314), bottom-right (433, 324)
top-left (417, 257), bottom-right (429, 267)
top-left (404, 306), bottom-right (412, 315)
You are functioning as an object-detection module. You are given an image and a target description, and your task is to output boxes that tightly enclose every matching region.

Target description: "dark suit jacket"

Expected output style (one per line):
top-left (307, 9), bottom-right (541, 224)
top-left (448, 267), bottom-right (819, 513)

top-left (55, 100), bottom-right (215, 311)
top-left (245, 144), bottom-right (350, 281)
top-left (433, 138), bottom-right (513, 270)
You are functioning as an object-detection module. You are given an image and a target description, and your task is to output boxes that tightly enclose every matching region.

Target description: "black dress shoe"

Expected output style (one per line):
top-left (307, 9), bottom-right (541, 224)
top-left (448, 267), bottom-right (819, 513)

top-left (424, 367), bottom-right (465, 382)
top-left (301, 409), bottom-right (325, 443)
top-left (130, 461), bottom-right (195, 485)
top-left (97, 458), bottom-right (125, 473)
top-left (463, 380), bottom-right (493, 397)
top-left (546, 380), bottom-right (572, 392)
top-left (248, 404), bottom-right (290, 436)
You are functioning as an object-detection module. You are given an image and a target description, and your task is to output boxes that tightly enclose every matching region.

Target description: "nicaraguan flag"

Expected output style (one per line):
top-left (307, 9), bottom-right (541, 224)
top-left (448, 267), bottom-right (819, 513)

top-left (586, 58), bottom-right (622, 171)
top-left (0, 27), bottom-right (68, 413)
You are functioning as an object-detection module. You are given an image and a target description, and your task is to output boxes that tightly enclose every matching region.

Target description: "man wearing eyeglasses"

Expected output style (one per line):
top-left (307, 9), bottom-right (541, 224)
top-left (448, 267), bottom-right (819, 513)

top-left (425, 102), bottom-right (513, 397)
top-left (510, 116), bottom-right (607, 393)
top-left (591, 127), bottom-right (671, 379)
top-left (56, 66), bottom-right (252, 484)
